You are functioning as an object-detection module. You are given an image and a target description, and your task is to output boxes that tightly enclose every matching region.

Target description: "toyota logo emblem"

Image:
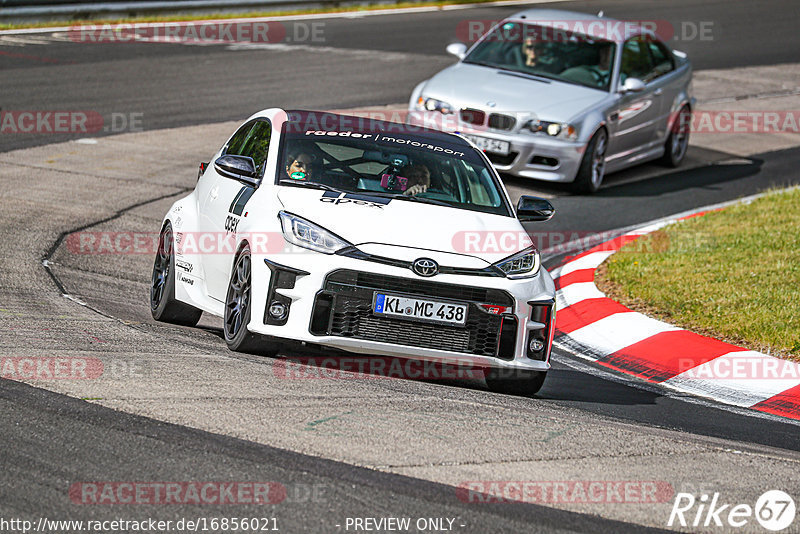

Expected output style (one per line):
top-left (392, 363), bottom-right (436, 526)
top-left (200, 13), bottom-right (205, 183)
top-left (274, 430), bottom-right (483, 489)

top-left (412, 258), bottom-right (439, 277)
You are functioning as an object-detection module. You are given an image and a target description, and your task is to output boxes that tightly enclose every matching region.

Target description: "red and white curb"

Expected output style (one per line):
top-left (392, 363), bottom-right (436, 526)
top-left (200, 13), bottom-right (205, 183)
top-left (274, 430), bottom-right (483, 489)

top-left (550, 209), bottom-right (800, 421)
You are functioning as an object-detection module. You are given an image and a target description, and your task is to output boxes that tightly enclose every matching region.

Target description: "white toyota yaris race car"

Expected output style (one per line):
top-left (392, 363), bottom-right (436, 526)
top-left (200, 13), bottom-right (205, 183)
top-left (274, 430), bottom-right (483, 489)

top-left (150, 109), bottom-right (557, 394)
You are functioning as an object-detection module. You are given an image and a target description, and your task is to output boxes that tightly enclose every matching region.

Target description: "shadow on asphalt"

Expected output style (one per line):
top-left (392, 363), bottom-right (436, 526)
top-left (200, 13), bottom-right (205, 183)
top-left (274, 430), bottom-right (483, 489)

top-left (537, 367), bottom-right (660, 406)
top-left (500, 145), bottom-right (762, 199)
top-left (598, 157), bottom-right (764, 197)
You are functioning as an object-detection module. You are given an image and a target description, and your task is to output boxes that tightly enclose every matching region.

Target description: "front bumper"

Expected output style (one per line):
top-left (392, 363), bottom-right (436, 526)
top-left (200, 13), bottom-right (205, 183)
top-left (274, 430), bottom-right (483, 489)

top-left (248, 251), bottom-right (556, 371)
top-left (407, 113), bottom-right (585, 183)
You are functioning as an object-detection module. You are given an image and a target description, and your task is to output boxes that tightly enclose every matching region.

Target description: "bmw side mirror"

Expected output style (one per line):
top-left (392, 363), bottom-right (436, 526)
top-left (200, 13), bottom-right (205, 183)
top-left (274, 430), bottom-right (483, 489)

top-left (214, 155), bottom-right (259, 186)
top-left (619, 77), bottom-right (646, 94)
top-left (446, 42), bottom-right (467, 60)
top-left (517, 196), bottom-right (555, 222)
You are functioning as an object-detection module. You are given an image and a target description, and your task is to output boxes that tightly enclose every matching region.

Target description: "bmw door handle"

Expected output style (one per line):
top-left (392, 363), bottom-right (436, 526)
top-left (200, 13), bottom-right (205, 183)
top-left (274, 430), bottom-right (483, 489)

top-left (654, 88), bottom-right (664, 96)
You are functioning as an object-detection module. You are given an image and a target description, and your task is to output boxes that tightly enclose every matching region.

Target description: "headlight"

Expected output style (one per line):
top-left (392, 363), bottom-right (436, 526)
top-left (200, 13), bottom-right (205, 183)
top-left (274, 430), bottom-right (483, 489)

top-left (279, 211), bottom-right (351, 254)
top-left (492, 246), bottom-right (541, 278)
top-left (523, 119), bottom-right (578, 141)
top-left (416, 96), bottom-right (454, 115)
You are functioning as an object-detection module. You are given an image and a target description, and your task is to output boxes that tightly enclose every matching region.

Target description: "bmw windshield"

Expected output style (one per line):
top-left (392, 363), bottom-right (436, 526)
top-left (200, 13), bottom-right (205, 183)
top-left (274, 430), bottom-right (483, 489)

top-left (463, 22), bottom-right (617, 91)
top-left (277, 112), bottom-right (513, 217)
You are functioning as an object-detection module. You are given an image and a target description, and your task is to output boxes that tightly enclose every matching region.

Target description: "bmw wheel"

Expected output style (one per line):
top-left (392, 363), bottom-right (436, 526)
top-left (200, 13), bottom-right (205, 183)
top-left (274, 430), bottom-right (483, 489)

top-left (661, 105), bottom-right (691, 167)
top-left (572, 128), bottom-right (607, 194)
top-left (150, 223), bottom-right (203, 326)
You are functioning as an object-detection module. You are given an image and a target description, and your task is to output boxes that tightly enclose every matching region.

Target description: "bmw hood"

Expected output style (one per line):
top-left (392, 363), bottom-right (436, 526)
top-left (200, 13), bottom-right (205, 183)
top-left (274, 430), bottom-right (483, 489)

top-left (421, 63), bottom-right (606, 123)
top-left (276, 187), bottom-right (529, 266)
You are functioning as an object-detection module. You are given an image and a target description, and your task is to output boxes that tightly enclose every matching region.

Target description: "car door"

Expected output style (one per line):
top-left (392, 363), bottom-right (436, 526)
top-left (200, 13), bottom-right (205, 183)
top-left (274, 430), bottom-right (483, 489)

top-left (644, 38), bottom-right (682, 146)
top-left (202, 118), bottom-right (272, 301)
top-left (606, 36), bottom-right (662, 162)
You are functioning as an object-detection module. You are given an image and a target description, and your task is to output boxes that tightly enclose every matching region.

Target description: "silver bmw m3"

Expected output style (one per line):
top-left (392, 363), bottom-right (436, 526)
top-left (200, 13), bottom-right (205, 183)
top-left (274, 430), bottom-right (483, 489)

top-left (407, 9), bottom-right (694, 193)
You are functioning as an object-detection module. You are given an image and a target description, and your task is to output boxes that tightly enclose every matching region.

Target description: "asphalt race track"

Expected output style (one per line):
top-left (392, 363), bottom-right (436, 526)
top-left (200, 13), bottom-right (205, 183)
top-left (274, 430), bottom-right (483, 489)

top-left (1, 0), bottom-right (799, 532)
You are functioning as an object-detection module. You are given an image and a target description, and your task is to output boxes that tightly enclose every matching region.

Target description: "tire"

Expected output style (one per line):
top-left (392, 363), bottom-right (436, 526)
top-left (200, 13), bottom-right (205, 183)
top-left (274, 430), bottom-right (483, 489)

top-left (661, 105), bottom-right (691, 167)
top-left (150, 223), bottom-right (203, 326)
top-left (484, 368), bottom-right (547, 396)
top-left (571, 128), bottom-right (608, 194)
top-left (223, 245), bottom-right (277, 355)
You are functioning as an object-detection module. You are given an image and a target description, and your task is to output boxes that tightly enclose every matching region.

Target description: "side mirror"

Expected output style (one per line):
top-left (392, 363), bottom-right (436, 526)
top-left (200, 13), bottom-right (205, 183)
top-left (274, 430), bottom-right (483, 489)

top-left (446, 42), bottom-right (467, 60)
top-left (619, 77), bottom-right (646, 94)
top-left (214, 154), bottom-right (259, 186)
top-left (517, 196), bottom-right (555, 222)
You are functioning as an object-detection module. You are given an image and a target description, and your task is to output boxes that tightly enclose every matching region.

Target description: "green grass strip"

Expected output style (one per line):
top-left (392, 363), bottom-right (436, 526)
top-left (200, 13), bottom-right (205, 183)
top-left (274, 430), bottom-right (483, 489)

top-left (600, 187), bottom-right (800, 361)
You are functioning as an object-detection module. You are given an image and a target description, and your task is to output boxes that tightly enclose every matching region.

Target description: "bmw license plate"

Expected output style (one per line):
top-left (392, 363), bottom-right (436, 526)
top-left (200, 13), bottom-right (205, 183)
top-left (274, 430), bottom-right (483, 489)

top-left (373, 293), bottom-right (467, 327)
top-left (461, 134), bottom-right (511, 155)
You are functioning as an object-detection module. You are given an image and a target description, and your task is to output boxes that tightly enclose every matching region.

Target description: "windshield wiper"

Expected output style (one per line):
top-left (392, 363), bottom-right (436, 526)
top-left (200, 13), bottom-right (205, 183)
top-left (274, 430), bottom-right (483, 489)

top-left (464, 59), bottom-right (554, 83)
top-left (278, 179), bottom-right (344, 193)
top-left (496, 70), bottom-right (554, 83)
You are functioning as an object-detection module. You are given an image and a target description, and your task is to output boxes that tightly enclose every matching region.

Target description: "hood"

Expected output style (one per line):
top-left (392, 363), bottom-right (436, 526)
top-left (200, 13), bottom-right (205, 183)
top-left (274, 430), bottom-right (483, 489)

top-left (277, 187), bottom-right (528, 266)
top-left (423, 63), bottom-right (607, 123)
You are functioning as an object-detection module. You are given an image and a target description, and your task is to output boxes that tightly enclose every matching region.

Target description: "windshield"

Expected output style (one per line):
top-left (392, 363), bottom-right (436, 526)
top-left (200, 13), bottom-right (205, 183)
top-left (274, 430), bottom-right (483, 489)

top-left (464, 22), bottom-right (616, 91)
top-left (277, 119), bottom-right (513, 217)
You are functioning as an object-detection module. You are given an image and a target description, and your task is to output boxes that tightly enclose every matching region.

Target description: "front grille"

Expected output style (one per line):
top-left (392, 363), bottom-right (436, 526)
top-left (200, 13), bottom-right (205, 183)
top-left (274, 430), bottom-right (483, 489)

top-left (488, 113), bottom-right (516, 131)
top-left (326, 270), bottom-right (513, 305)
top-left (311, 270), bottom-right (515, 357)
top-left (460, 108), bottom-right (486, 126)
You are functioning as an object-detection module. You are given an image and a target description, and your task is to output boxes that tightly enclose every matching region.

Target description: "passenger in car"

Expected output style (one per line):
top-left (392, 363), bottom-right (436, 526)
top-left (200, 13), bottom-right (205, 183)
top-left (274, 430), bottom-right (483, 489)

top-left (400, 164), bottom-right (430, 196)
top-left (285, 152), bottom-right (316, 181)
top-left (521, 37), bottom-right (542, 68)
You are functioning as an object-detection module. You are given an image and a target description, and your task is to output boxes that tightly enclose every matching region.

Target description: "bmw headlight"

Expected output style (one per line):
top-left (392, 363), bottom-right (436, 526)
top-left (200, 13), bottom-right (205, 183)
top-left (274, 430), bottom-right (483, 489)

top-left (493, 246), bottom-right (541, 278)
top-left (416, 96), bottom-right (454, 115)
top-left (279, 211), bottom-right (351, 254)
top-left (523, 119), bottom-right (578, 141)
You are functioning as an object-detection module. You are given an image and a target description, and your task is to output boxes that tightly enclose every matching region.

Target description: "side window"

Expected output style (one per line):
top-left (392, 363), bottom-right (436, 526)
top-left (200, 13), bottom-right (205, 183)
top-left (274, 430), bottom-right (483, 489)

top-left (647, 40), bottom-right (675, 78)
top-left (225, 122), bottom-right (254, 156)
top-left (620, 37), bottom-right (654, 84)
top-left (224, 120), bottom-right (272, 178)
top-left (238, 121), bottom-right (272, 175)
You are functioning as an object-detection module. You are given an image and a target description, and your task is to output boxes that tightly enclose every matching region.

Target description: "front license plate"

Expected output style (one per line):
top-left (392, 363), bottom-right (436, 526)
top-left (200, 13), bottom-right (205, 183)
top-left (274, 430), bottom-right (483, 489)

top-left (461, 134), bottom-right (511, 155)
top-left (373, 293), bottom-right (467, 327)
